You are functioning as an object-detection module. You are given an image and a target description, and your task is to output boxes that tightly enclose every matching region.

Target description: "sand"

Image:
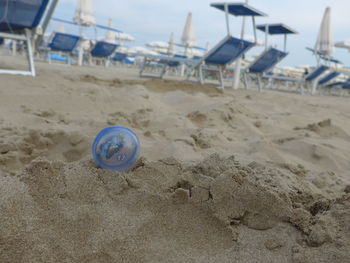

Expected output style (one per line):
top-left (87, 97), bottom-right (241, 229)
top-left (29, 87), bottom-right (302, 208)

top-left (0, 54), bottom-right (349, 262)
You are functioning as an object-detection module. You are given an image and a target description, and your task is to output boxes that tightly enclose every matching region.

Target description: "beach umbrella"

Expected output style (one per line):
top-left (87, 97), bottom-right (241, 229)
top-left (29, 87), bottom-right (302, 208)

top-left (73, 0), bottom-right (96, 26)
top-left (335, 39), bottom-right (350, 52)
top-left (73, 0), bottom-right (96, 65)
top-left (315, 7), bottom-right (334, 57)
top-left (167, 32), bottom-right (175, 55)
top-left (146, 41), bottom-right (169, 49)
top-left (146, 41), bottom-right (168, 53)
top-left (181, 12), bottom-right (196, 48)
top-left (105, 18), bottom-right (116, 43)
top-left (129, 46), bottom-right (158, 56)
top-left (115, 32), bottom-right (135, 42)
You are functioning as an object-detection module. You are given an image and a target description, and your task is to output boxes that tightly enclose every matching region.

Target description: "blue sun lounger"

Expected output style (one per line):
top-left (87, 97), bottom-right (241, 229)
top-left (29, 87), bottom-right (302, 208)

top-left (90, 41), bottom-right (119, 67)
top-left (139, 53), bottom-right (199, 78)
top-left (112, 52), bottom-right (128, 62)
top-left (47, 32), bottom-right (80, 64)
top-left (265, 65), bottom-right (329, 94)
top-left (243, 47), bottom-right (288, 91)
top-left (188, 35), bottom-right (255, 89)
top-left (0, 0), bottom-right (57, 76)
top-left (318, 71), bottom-right (341, 86)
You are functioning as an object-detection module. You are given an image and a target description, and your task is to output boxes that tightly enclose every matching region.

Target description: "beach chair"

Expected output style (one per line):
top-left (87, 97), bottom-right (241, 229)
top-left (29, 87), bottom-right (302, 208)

top-left (243, 47), bottom-right (288, 91)
top-left (318, 71), bottom-right (341, 95)
top-left (89, 41), bottom-right (119, 67)
top-left (140, 53), bottom-right (199, 78)
top-left (112, 52), bottom-right (128, 63)
top-left (0, 0), bottom-right (54, 76)
top-left (264, 65), bottom-right (329, 94)
top-left (187, 35), bottom-right (255, 89)
top-left (47, 32), bottom-right (80, 64)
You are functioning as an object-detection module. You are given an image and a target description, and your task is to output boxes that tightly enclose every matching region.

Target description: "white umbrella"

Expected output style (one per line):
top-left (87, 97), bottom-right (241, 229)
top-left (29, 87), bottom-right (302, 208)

top-left (315, 7), bottom-right (334, 57)
top-left (335, 38), bottom-right (350, 52)
top-left (74, 0), bottom-right (96, 65)
top-left (129, 46), bottom-right (158, 56)
top-left (167, 32), bottom-right (175, 55)
top-left (73, 0), bottom-right (96, 26)
top-left (146, 41), bottom-right (168, 53)
top-left (105, 18), bottom-right (116, 43)
top-left (115, 32), bottom-right (135, 42)
top-left (146, 41), bottom-right (169, 49)
top-left (181, 12), bottom-right (196, 48)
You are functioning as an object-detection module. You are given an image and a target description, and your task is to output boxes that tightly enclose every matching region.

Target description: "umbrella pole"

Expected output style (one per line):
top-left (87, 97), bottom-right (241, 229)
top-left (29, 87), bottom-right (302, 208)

top-left (224, 3), bottom-right (230, 35)
top-left (78, 26), bottom-right (84, 66)
top-left (284, 34), bottom-right (287, 52)
top-left (232, 15), bottom-right (246, 90)
top-left (265, 24), bottom-right (269, 50)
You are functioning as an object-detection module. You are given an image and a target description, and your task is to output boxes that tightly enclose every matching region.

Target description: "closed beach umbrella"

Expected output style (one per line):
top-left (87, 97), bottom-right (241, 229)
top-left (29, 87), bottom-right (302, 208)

top-left (105, 18), bottom-right (115, 43)
top-left (315, 7), bottom-right (334, 56)
top-left (167, 32), bottom-right (175, 55)
top-left (115, 32), bottom-right (135, 42)
top-left (335, 39), bottom-right (350, 52)
top-left (181, 12), bottom-right (196, 48)
top-left (73, 0), bottom-right (96, 26)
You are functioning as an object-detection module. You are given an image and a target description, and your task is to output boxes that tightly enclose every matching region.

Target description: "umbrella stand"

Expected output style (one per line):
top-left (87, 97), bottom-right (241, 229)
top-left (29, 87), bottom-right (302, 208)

top-left (232, 13), bottom-right (247, 89)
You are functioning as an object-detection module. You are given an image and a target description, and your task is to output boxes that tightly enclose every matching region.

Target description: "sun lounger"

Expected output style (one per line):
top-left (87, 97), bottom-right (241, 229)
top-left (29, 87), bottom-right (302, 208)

top-left (112, 52), bottom-right (128, 63)
top-left (264, 65), bottom-right (329, 94)
top-left (140, 54), bottom-right (199, 78)
top-left (47, 32), bottom-right (80, 64)
top-left (90, 41), bottom-right (119, 67)
top-left (188, 35), bottom-right (255, 89)
top-left (0, 0), bottom-right (55, 76)
top-left (243, 47), bottom-right (288, 91)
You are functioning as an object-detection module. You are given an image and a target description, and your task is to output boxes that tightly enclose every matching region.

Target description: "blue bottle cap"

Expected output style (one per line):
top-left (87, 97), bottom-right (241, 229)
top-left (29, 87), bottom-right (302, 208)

top-left (92, 126), bottom-right (140, 171)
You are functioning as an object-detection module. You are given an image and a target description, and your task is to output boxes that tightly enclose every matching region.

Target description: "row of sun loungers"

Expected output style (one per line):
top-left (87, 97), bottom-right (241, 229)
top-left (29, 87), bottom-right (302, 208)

top-left (0, 1), bottom-right (348, 95)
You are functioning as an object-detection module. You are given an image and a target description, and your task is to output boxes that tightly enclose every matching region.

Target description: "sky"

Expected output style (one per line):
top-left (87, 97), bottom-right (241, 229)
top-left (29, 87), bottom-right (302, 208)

top-left (52, 0), bottom-right (350, 67)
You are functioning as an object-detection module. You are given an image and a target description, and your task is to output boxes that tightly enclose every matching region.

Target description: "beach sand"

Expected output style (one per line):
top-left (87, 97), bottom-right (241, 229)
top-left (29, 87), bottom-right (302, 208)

top-left (0, 55), bottom-right (349, 262)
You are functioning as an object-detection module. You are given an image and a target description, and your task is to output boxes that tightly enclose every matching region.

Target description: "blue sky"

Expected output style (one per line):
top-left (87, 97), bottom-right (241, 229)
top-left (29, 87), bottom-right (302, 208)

top-left (52, 0), bottom-right (350, 67)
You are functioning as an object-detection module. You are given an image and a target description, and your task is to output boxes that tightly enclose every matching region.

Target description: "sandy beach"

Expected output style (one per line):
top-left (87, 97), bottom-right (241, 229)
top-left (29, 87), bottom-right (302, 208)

top-left (0, 55), bottom-right (349, 262)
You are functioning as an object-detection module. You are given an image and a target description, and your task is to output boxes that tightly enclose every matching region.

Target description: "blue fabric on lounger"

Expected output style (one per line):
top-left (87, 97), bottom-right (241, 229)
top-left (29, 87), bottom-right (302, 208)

top-left (318, 71), bottom-right (340, 85)
top-left (112, 52), bottom-right (128, 62)
top-left (48, 32), bottom-right (80, 52)
top-left (0, 0), bottom-right (49, 32)
top-left (204, 36), bottom-right (254, 65)
top-left (91, 41), bottom-right (118, 57)
top-left (305, 65), bottom-right (329, 81)
top-left (248, 47), bottom-right (288, 73)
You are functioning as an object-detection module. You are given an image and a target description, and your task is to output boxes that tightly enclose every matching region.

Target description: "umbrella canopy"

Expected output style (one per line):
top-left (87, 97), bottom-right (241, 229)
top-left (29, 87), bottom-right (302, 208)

top-left (181, 12), bottom-right (196, 47)
top-left (146, 41), bottom-right (168, 49)
top-left (105, 18), bottom-right (116, 43)
top-left (146, 41), bottom-right (168, 53)
top-left (335, 39), bottom-right (350, 51)
top-left (315, 7), bottom-right (334, 56)
top-left (73, 0), bottom-right (96, 26)
top-left (115, 32), bottom-right (135, 42)
top-left (167, 32), bottom-right (175, 55)
top-left (129, 46), bottom-right (158, 56)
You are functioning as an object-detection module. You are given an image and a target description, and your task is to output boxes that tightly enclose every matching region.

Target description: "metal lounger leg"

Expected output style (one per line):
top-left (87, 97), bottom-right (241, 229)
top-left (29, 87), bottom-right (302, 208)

top-left (218, 66), bottom-right (224, 90)
top-left (257, 75), bottom-right (262, 92)
top-left (139, 58), bottom-right (147, 76)
top-left (160, 65), bottom-right (167, 79)
top-left (243, 73), bottom-right (248, 89)
top-left (25, 29), bottom-right (35, 76)
top-left (199, 64), bottom-right (204, 84)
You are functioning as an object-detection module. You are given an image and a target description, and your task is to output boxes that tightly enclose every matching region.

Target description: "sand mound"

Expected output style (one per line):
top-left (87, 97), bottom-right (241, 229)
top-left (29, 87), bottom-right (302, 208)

top-left (0, 155), bottom-right (348, 263)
